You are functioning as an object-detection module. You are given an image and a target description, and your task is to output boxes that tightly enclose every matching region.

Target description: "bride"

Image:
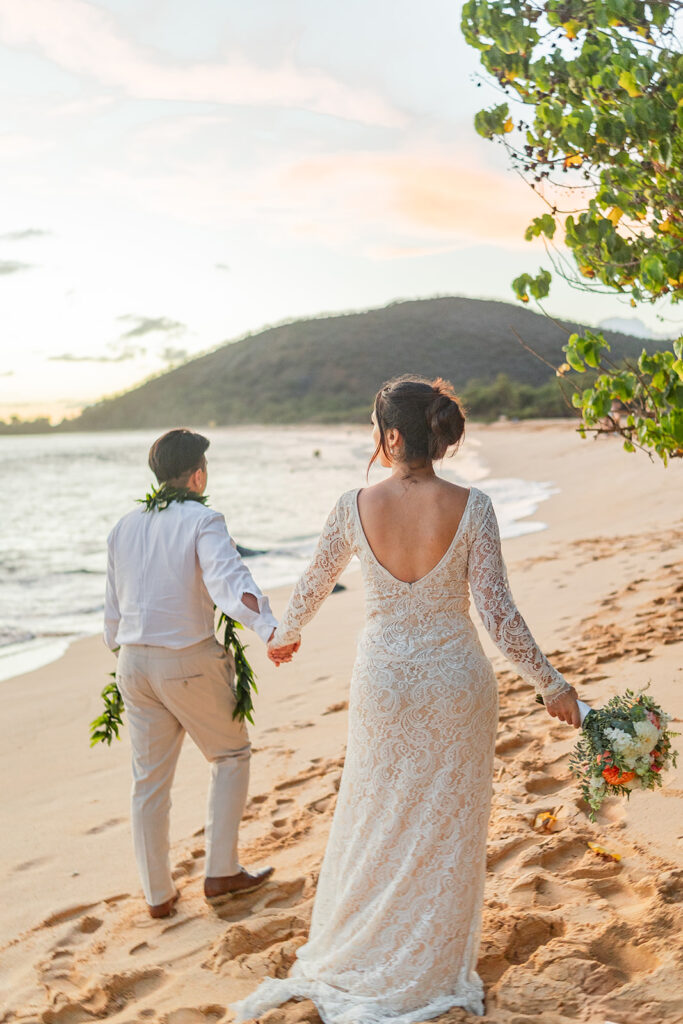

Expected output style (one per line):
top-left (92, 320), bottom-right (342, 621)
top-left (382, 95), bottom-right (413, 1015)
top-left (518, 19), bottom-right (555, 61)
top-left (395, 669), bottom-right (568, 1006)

top-left (231, 375), bottom-right (580, 1024)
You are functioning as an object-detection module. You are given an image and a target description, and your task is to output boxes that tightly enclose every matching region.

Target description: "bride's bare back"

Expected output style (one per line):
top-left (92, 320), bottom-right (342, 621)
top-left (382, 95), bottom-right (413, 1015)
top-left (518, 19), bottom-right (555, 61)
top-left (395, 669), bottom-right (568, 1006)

top-left (357, 477), bottom-right (470, 585)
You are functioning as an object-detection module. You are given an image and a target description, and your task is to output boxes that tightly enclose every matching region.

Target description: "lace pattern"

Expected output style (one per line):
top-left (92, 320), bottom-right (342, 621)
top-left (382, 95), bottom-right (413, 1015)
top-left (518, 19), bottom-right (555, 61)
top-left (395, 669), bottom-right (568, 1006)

top-left (232, 486), bottom-right (572, 1024)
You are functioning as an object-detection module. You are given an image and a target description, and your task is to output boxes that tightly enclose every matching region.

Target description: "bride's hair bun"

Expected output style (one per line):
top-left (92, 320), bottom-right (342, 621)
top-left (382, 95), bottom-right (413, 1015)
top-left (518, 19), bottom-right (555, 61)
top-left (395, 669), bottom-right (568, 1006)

top-left (369, 374), bottom-right (466, 469)
top-left (426, 377), bottom-right (465, 460)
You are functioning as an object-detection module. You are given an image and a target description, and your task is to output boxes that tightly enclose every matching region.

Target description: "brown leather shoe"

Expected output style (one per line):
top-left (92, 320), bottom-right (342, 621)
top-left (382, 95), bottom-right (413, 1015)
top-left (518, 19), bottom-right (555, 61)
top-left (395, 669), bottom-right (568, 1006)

top-left (204, 865), bottom-right (274, 901)
top-left (148, 890), bottom-right (179, 919)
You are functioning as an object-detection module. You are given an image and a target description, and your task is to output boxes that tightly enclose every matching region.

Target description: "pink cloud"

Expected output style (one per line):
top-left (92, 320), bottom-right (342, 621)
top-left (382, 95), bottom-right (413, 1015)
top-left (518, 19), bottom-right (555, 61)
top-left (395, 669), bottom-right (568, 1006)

top-left (282, 149), bottom-right (542, 246)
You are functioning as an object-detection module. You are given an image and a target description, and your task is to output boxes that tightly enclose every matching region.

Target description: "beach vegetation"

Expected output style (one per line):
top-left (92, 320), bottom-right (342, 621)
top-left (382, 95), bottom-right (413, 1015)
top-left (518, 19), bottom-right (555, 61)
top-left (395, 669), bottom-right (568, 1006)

top-left (463, 0), bottom-right (683, 461)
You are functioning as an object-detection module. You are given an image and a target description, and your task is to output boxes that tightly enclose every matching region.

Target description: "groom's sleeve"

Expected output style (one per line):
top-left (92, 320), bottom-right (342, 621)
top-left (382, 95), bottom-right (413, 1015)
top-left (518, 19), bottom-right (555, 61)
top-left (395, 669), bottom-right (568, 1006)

top-left (103, 526), bottom-right (121, 651)
top-left (196, 512), bottom-right (277, 643)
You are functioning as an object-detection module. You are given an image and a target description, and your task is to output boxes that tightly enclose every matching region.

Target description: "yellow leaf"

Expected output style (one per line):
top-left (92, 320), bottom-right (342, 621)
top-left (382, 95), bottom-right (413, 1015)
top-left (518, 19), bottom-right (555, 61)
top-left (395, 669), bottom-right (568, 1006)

top-left (659, 219), bottom-right (672, 233)
top-left (618, 71), bottom-right (642, 98)
top-left (503, 117), bottom-right (514, 133)
top-left (596, 135), bottom-right (608, 144)
top-left (521, 294), bottom-right (529, 303)
top-left (534, 812), bottom-right (559, 832)
top-left (607, 207), bottom-right (623, 226)
top-left (608, 17), bottom-right (623, 26)
top-left (587, 842), bottom-right (621, 862)
top-left (564, 153), bottom-right (583, 168)
top-left (562, 19), bottom-right (580, 40)
top-left (630, 298), bottom-right (637, 307)
top-left (503, 70), bottom-right (517, 83)
top-left (579, 265), bottom-right (596, 278)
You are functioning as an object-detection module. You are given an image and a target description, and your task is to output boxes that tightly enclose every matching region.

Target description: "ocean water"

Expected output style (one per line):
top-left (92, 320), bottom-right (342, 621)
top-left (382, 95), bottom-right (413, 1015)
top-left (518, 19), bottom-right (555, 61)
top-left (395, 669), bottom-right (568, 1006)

top-left (0, 427), bottom-right (557, 681)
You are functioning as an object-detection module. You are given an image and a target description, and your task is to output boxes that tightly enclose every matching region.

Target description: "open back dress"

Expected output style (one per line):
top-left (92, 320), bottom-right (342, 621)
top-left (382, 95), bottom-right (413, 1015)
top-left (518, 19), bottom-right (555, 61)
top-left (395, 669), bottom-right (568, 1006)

top-left (231, 485), bottom-right (572, 1024)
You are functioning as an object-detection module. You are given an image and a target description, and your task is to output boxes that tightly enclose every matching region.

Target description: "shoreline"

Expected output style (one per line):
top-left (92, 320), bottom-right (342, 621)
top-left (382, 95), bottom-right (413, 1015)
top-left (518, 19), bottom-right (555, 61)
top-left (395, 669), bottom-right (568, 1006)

top-left (0, 416), bottom-right (582, 436)
top-left (0, 422), bottom-right (564, 684)
top-left (2, 420), bottom-right (682, 1023)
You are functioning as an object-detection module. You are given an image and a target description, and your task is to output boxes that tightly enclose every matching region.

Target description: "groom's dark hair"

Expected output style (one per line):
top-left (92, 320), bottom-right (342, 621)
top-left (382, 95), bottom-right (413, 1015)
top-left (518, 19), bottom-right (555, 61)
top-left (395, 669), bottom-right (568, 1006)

top-left (149, 428), bottom-right (210, 483)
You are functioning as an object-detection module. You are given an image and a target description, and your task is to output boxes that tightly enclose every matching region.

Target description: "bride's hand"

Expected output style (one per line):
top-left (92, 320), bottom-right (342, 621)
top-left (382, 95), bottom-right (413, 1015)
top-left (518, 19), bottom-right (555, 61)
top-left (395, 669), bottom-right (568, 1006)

top-left (545, 685), bottom-right (581, 729)
top-left (268, 640), bottom-right (300, 667)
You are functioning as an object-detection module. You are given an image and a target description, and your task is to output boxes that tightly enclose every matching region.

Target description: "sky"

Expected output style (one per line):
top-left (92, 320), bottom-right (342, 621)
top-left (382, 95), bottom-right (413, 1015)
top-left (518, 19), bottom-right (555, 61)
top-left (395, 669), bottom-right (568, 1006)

top-left (0, 0), bottom-right (679, 421)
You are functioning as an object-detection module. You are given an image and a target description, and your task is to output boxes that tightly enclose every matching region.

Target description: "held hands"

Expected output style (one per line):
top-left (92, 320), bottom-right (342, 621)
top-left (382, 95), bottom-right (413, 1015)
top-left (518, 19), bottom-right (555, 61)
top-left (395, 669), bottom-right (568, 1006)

top-left (544, 685), bottom-right (581, 729)
top-left (267, 630), bottom-right (301, 667)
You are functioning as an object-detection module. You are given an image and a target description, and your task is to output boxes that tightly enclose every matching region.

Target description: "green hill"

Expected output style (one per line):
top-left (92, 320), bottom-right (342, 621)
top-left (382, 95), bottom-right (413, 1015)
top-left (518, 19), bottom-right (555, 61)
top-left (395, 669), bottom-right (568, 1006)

top-left (68, 296), bottom-right (652, 429)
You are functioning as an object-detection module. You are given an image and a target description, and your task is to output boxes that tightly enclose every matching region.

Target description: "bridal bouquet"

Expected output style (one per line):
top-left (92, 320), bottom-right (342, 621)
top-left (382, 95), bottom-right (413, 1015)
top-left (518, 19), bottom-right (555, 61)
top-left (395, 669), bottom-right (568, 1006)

top-left (538, 684), bottom-right (679, 821)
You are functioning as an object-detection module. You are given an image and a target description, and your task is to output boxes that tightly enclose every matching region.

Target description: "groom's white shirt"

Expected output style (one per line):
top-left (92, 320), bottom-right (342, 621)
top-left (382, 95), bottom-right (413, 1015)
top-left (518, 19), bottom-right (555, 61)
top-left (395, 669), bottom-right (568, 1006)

top-left (104, 499), bottom-right (277, 650)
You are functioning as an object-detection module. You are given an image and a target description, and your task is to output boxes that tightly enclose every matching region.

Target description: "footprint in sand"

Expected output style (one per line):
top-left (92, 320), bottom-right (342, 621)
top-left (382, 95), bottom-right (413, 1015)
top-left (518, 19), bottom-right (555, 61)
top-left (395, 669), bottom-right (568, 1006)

top-left (519, 835), bottom-right (624, 883)
top-left (306, 795), bottom-right (335, 815)
top-left (41, 902), bottom-right (102, 929)
top-left (486, 835), bottom-right (539, 873)
top-left (204, 901), bottom-right (313, 976)
top-left (13, 855), bottom-right (51, 873)
top-left (84, 816), bottom-right (126, 835)
top-left (589, 930), bottom-right (661, 983)
top-left (524, 772), bottom-right (570, 797)
top-left (160, 1009), bottom-right (225, 1024)
top-left (209, 876), bottom-right (309, 925)
top-left (40, 967), bottom-right (166, 1023)
top-left (172, 857), bottom-right (200, 880)
top-left (322, 701), bottom-right (348, 715)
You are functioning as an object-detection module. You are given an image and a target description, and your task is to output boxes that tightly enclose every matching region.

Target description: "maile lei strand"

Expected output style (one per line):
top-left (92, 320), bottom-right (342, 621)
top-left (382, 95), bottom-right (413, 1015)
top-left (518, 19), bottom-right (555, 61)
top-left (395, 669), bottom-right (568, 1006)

top-left (89, 483), bottom-right (259, 747)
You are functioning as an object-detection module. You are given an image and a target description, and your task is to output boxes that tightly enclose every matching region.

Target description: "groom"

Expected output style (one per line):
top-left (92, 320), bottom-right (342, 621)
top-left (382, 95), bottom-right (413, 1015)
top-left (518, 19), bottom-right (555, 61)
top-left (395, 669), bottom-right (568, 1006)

top-left (104, 428), bottom-right (278, 918)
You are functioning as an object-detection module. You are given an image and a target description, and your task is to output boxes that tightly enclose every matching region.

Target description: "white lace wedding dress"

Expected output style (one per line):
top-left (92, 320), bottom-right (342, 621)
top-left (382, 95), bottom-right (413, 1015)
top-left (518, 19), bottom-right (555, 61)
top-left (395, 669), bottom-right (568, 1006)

top-left (231, 485), bottom-right (572, 1024)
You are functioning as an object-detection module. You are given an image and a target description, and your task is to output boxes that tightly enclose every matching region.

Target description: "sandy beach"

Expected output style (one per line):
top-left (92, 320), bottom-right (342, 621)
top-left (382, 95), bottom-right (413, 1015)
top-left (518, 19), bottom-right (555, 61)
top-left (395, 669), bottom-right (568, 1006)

top-left (1, 420), bottom-right (682, 1024)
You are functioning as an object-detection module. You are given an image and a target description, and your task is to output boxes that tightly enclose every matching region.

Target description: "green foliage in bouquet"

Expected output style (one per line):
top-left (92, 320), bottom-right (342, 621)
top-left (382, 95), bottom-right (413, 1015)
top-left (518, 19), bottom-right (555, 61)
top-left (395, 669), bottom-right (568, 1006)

top-left (461, 0), bottom-right (683, 462)
top-left (547, 683), bottom-right (679, 821)
top-left (89, 672), bottom-right (125, 747)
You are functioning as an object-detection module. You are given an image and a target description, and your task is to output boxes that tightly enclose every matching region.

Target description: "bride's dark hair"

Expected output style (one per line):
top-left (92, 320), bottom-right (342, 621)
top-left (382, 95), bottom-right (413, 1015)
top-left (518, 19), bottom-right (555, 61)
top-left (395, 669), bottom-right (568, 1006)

top-left (369, 375), bottom-right (465, 471)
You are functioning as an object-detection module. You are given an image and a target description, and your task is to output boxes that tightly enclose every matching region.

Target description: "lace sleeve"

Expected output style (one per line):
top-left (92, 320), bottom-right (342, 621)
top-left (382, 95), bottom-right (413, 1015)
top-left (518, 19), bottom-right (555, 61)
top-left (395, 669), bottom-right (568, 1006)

top-left (468, 494), bottom-right (573, 703)
top-left (271, 494), bottom-right (355, 647)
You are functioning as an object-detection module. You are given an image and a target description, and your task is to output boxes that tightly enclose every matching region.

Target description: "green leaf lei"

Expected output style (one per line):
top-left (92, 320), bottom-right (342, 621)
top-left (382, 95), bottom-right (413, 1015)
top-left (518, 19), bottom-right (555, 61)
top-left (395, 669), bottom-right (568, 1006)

top-left (89, 482), bottom-right (259, 746)
top-left (89, 671), bottom-right (125, 747)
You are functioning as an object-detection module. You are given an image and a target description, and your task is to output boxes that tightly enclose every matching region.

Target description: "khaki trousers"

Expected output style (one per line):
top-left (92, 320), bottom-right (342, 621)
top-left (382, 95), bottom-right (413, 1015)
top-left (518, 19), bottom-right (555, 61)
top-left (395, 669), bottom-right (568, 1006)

top-left (116, 636), bottom-right (250, 906)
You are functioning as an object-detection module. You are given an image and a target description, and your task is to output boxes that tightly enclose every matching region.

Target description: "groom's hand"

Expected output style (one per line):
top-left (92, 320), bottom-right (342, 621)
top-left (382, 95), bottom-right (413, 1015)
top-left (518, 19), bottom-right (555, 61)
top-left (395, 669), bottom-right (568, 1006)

top-left (268, 641), bottom-right (300, 667)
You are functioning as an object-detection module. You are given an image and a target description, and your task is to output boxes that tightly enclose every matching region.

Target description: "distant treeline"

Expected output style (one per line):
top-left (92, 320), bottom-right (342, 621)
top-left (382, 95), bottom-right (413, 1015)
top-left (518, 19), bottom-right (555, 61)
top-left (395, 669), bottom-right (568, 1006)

top-left (0, 416), bottom-right (54, 435)
top-left (1, 373), bottom-right (574, 434)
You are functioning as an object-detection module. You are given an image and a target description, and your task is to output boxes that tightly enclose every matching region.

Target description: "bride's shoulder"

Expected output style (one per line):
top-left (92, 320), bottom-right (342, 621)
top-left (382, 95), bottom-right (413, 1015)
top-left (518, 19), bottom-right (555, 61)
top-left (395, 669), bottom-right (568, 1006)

top-left (464, 486), bottom-right (494, 521)
top-left (334, 488), bottom-right (360, 513)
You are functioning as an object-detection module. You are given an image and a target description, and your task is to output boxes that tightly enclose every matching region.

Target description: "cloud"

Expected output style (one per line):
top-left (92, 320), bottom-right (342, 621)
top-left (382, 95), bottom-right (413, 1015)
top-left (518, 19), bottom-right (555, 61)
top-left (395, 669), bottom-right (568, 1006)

top-left (160, 345), bottom-right (189, 365)
top-left (117, 315), bottom-right (186, 339)
top-left (0, 0), bottom-right (404, 127)
top-left (0, 228), bottom-right (50, 241)
top-left (48, 351), bottom-right (138, 363)
top-left (279, 147), bottom-right (541, 248)
top-left (0, 260), bottom-right (33, 275)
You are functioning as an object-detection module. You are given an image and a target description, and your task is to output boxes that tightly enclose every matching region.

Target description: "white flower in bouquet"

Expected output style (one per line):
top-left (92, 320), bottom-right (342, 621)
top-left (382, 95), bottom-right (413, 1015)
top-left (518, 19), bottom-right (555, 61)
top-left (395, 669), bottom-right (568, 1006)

top-left (568, 684), bottom-right (679, 822)
top-left (633, 718), bottom-right (660, 752)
